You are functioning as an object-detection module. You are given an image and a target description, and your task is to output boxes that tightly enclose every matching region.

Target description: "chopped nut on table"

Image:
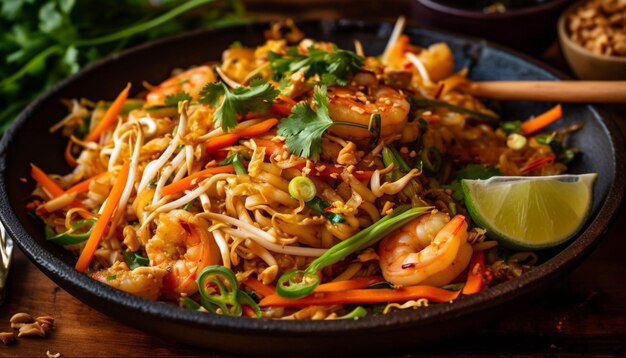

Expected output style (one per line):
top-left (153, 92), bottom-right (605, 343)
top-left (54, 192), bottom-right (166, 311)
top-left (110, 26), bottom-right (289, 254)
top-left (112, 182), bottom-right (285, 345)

top-left (0, 331), bottom-right (15, 345)
top-left (567, 0), bottom-right (626, 56)
top-left (17, 322), bottom-right (46, 338)
top-left (9, 312), bottom-right (35, 329)
top-left (3, 312), bottom-right (55, 343)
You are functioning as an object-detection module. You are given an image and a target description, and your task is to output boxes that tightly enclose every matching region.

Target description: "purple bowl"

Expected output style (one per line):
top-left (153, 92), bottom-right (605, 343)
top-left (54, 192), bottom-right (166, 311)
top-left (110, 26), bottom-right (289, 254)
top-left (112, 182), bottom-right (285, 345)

top-left (412, 0), bottom-right (572, 54)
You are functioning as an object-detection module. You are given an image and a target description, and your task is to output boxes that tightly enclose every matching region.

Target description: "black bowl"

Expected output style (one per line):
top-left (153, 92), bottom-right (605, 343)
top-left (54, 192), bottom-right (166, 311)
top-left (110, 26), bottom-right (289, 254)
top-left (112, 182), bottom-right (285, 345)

top-left (0, 20), bottom-right (624, 355)
top-left (411, 0), bottom-right (572, 54)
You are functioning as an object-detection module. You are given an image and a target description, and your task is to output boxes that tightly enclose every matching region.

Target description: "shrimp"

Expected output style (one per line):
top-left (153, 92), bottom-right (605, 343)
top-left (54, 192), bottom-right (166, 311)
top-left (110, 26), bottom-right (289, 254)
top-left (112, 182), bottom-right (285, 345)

top-left (145, 210), bottom-right (220, 299)
top-left (326, 85), bottom-right (410, 140)
top-left (146, 65), bottom-right (217, 107)
top-left (92, 261), bottom-right (167, 300)
top-left (378, 213), bottom-right (469, 287)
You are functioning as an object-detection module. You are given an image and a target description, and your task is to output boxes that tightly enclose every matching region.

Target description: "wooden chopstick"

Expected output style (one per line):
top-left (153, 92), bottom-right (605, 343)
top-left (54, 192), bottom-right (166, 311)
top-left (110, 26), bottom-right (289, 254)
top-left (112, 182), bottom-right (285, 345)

top-left (461, 81), bottom-right (626, 103)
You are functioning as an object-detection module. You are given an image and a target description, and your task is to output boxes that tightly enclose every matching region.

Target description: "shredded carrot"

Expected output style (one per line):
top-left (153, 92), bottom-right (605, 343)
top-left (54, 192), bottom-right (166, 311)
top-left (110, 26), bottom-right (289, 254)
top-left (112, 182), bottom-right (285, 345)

top-left (259, 285), bottom-right (460, 307)
top-left (520, 104), bottom-right (563, 135)
top-left (315, 276), bottom-right (385, 292)
top-left (205, 133), bottom-right (239, 154)
top-left (30, 164), bottom-right (65, 198)
top-left (161, 165), bottom-right (235, 196)
top-left (206, 118), bottom-right (279, 154)
top-left (64, 140), bottom-right (78, 168)
top-left (521, 155), bottom-right (556, 174)
top-left (462, 250), bottom-right (485, 295)
top-left (66, 172), bottom-right (107, 194)
top-left (277, 94), bottom-right (296, 105)
top-left (75, 162), bottom-right (130, 272)
top-left (271, 96), bottom-right (296, 116)
top-left (84, 83), bottom-right (131, 142)
top-left (243, 278), bottom-right (276, 297)
top-left (252, 139), bottom-right (287, 157)
top-left (30, 164), bottom-right (95, 218)
top-left (237, 118), bottom-right (278, 138)
top-left (242, 305), bottom-right (257, 318)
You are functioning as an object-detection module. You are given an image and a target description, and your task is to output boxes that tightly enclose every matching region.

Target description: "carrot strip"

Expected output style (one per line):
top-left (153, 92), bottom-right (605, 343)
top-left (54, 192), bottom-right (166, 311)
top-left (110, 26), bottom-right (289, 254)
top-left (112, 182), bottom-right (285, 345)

top-left (271, 95), bottom-right (296, 116)
top-left (277, 94), bottom-right (297, 105)
top-left (64, 140), bottom-right (78, 168)
top-left (259, 286), bottom-right (460, 307)
top-left (84, 83), bottom-right (131, 142)
top-left (205, 118), bottom-right (279, 154)
top-left (315, 276), bottom-right (385, 292)
top-left (30, 164), bottom-right (66, 198)
top-left (237, 118), bottom-right (279, 138)
top-left (205, 133), bottom-right (239, 154)
top-left (252, 139), bottom-right (287, 157)
top-left (243, 278), bottom-right (276, 297)
top-left (66, 172), bottom-right (107, 194)
top-left (161, 165), bottom-right (235, 196)
top-left (462, 250), bottom-right (485, 295)
top-left (521, 155), bottom-right (556, 174)
top-left (31, 164), bottom-right (95, 219)
top-left (520, 104), bottom-right (563, 135)
top-left (75, 162), bottom-right (129, 272)
top-left (242, 306), bottom-right (257, 318)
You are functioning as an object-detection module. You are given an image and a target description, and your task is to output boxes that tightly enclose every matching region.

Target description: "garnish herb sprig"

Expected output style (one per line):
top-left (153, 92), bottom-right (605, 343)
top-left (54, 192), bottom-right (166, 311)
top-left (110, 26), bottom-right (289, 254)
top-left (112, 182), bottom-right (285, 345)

top-left (0, 0), bottom-right (246, 131)
top-left (268, 46), bottom-right (364, 86)
top-left (199, 79), bottom-right (279, 131)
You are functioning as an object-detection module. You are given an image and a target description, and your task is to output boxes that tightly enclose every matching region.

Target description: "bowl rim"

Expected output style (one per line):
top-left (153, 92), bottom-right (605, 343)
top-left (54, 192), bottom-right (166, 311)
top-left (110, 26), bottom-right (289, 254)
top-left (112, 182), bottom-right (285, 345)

top-left (0, 18), bottom-right (624, 341)
top-left (414, 0), bottom-right (570, 19)
top-left (557, 0), bottom-right (626, 63)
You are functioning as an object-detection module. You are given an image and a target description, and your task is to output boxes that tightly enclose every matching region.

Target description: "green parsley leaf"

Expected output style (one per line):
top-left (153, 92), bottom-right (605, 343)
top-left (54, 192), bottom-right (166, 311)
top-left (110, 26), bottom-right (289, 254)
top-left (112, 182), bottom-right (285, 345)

top-left (277, 85), bottom-right (333, 160)
top-left (269, 46), bottom-right (363, 86)
top-left (199, 80), bottom-right (279, 132)
top-left (164, 90), bottom-right (192, 106)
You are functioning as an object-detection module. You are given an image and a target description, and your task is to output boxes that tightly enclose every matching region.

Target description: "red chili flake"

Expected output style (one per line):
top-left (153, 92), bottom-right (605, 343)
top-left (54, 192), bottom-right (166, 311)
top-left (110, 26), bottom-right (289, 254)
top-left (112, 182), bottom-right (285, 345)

top-left (401, 263), bottom-right (416, 269)
top-left (434, 83), bottom-right (445, 99)
top-left (323, 205), bottom-right (336, 213)
top-left (521, 155), bottom-right (556, 174)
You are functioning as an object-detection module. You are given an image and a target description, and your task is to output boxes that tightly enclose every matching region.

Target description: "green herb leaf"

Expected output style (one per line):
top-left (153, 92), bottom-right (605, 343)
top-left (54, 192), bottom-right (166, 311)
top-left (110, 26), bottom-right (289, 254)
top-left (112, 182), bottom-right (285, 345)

top-left (164, 90), bottom-right (192, 106)
top-left (269, 46), bottom-right (363, 86)
top-left (220, 152), bottom-right (248, 175)
top-left (199, 80), bottom-right (279, 132)
top-left (123, 251), bottom-right (150, 270)
top-left (277, 85), bottom-right (333, 160)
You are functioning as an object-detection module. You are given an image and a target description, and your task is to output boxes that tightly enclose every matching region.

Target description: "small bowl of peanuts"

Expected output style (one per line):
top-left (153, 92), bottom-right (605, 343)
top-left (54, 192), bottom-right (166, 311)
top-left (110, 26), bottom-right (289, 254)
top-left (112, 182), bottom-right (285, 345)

top-left (558, 0), bottom-right (626, 80)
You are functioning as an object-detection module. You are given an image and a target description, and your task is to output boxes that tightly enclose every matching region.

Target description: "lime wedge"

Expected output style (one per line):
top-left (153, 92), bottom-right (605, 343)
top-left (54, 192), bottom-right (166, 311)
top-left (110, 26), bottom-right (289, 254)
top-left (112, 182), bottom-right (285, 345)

top-left (462, 174), bottom-right (597, 250)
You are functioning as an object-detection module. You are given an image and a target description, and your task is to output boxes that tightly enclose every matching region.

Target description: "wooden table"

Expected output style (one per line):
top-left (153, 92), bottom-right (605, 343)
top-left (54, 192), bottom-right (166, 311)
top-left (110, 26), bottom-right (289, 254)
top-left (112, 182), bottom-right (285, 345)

top-left (2, 1), bottom-right (626, 356)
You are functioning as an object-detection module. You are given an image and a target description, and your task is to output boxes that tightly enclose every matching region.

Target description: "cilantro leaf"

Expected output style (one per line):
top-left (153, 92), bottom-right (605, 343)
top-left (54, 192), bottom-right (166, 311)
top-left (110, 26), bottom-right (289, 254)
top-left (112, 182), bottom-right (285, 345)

top-left (269, 46), bottom-right (363, 86)
top-left (164, 90), bottom-right (192, 106)
top-left (277, 85), bottom-right (333, 160)
top-left (199, 80), bottom-right (279, 132)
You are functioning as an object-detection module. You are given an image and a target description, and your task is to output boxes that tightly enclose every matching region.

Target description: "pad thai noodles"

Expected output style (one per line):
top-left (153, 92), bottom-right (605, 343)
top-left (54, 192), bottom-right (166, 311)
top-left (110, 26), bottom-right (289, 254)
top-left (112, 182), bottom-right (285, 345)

top-left (28, 19), bottom-right (580, 319)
